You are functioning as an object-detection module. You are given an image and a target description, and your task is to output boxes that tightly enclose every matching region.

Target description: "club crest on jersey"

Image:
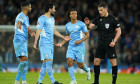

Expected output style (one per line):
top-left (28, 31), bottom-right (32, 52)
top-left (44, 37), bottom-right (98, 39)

top-left (105, 23), bottom-right (109, 29)
top-left (46, 54), bottom-right (48, 58)
top-left (76, 25), bottom-right (79, 28)
top-left (19, 17), bottom-right (23, 20)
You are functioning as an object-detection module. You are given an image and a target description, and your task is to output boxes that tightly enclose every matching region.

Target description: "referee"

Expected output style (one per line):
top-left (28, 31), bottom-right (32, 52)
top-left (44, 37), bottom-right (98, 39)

top-left (84, 3), bottom-right (121, 84)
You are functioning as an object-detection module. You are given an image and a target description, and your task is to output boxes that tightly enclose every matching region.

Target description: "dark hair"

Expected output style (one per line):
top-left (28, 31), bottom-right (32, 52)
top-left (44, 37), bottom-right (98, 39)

top-left (44, 0), bottom-right (54, 12)
top-left (21, 2), bottom-right (30, 7)
top-left (21, 0), bottom-right (30, 7)
top-left (44, 3), bottom-right (54, 12)
top-left (98, 3), bottom-right (108, 9)
top-left (66, 9), bottom-right (81, 21)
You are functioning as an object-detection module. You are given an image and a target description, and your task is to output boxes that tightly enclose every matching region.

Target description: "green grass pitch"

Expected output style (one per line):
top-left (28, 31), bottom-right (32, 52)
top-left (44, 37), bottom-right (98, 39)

top-left (0, 72), bottom-right (140, 84)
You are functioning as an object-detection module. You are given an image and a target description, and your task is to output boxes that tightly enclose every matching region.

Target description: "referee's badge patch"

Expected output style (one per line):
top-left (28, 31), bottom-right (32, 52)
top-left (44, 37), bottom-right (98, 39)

top-left (105, 23), bottom-right (109, 29)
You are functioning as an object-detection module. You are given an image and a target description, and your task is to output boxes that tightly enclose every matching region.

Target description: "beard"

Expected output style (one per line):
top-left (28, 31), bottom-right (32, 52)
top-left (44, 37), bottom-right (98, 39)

top-left (27, 10), bottom-right (31, 14)
top-left (51, 12), bottom-right (55, 16)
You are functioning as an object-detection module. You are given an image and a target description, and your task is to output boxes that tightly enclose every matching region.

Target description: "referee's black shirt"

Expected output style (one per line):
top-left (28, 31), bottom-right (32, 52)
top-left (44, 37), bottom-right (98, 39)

top-left (92, 15), bottom-right (120, 41)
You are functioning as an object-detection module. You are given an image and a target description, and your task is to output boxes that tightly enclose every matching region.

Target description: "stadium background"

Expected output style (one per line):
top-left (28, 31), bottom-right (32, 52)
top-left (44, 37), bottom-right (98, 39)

top-left (0, 0), bottom-right (140, 74)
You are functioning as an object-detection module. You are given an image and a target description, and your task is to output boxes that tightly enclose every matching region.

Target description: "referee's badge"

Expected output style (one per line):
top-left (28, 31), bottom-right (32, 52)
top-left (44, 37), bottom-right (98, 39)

top-left (105, 23), bottom-right (109, 29)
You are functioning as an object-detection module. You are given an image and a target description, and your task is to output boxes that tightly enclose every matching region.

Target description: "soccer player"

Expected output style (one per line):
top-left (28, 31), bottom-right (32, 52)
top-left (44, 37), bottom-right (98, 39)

top-left (13, 1), bottom-right (35, 84)
top-left (33, 3), bottom-right (70, 84)
top-left (56, 9), bottom-right (91, 84)
top-left (84, 3), bottom-right (121, 84)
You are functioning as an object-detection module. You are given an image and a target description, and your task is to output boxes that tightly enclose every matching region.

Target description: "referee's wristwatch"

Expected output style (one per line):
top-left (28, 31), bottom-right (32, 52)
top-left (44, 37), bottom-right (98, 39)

top-left (112, 39), bottom-right (116, 43)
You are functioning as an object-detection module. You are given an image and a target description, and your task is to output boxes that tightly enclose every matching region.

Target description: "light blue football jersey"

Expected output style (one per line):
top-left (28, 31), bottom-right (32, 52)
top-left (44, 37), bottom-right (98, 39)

top-left (13, 12), bottom-right (29, 42)
top-left (65, 20), bottom-right (88, 46)
top-left (36, 15), bottom-right (55, 46)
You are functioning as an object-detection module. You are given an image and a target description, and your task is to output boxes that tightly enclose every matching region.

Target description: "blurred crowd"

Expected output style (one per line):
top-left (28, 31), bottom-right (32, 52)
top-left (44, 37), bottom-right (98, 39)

top-left (0, 0), bottom-right (140, 67)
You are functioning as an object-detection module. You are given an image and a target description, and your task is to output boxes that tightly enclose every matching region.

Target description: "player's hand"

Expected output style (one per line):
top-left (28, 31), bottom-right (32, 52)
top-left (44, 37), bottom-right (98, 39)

top-left (84, 17), bottom-right (90, 25)
top-left (75, 40), bottom-right (82, 45)
top-left (33, 43), bottom-right (38, 49)
top-left (55, 43), bottom-right (62, 47)
top-left (109, 41), bottom-right (115, 47)
top-left (63, 36), bottom-right (71, 41)
top-left (31, 30), bottom-right (36, 37)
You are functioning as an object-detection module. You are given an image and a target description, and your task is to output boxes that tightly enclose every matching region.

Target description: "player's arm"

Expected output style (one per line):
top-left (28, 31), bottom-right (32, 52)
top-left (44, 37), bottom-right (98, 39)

top-left (54, 28), bottom-right (71, 41)
top-left (75, 32), bottom-right (89, 45)
top-left (54, 28), bottom-right (64, 38)
top-left (56, 34), bottom-right (69, 47)
top-left (28, 27), bottom-right (35, 37)
top-left (33, 29), bottom-right (41, 49)
top-left (16, 21), bottom-right (22, 30)
top-left (84, 17), bottom-right (95, 30)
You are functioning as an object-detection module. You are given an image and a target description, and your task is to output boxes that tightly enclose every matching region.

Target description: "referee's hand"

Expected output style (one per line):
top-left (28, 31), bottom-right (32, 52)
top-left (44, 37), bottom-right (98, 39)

top-left (84, 17), bottom-right (90, 25)
top-left (109, 41), bottom-right (115, 47)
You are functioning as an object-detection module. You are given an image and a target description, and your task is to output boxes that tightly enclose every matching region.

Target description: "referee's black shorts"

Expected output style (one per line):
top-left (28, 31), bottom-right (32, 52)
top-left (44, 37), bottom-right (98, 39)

top-left (95, 40), bottom-right (117, 59)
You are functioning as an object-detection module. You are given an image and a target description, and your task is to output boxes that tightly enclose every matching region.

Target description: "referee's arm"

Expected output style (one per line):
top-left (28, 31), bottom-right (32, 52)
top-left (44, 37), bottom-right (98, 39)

top-left (113, 27), bottom-right (121, 42)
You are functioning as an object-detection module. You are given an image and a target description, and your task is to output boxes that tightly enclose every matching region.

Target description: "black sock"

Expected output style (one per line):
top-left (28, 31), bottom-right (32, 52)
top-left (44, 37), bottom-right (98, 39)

top-left (112, 65), bottom-right (118, 84)
top-left (94, 65), bottom-right (100, 83)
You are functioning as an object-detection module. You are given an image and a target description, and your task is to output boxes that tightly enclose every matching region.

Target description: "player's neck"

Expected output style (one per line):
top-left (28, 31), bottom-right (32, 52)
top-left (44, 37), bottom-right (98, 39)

top-left (22, 10), bottom-right (28, 16)
top-left (44, 12), bottom-right (51, 18)
top-left (71, 19), bottom-right (78, 24)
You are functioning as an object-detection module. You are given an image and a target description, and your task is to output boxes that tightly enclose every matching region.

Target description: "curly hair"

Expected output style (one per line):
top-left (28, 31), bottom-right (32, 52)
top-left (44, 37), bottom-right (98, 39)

top-left (65, 8), bottom-right (81, 21)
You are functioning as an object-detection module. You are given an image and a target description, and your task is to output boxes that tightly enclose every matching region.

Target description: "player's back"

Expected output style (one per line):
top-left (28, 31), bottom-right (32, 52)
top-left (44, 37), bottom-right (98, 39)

top-left (65, 20), bottom-right (87, 47)
top-left (36, 15), bottom-right (55, 46)
top-left (13, 12), bottom-right (29, 42)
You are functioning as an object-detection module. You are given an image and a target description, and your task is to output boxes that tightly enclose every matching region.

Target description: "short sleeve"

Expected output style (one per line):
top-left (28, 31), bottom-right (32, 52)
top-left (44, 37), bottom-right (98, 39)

top-left (81, 22), bottom-right (88, 33)
top-left (17, 15), bottom-right (24, 23)
top-left (113, 18), bottom-right (120, 29)
top-left (36, 17), bottom-right (44, 29)
top-left (65, 25), bottom-right (69, 34)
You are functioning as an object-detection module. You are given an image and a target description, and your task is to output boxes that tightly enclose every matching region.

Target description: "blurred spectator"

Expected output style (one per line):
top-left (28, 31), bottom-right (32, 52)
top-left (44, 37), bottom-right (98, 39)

top-left (0, 0), bottom-right (140, 65)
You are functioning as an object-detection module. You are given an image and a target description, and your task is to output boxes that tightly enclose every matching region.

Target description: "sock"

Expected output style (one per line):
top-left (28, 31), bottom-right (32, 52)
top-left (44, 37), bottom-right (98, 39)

top-left (38, 62), bottom-right (46, 83)
top-left (112, 65), bottom-right (118, 84)
top-left (46, 61), bottom-right (55, 83)
top-left (68, 66), bottom-right (76, 81)
top-left (21, 61), bottom-right (28, 81)
top-left (83, 64), bottom-right (90, 72)
top-left (94, 65), bottom-right (100, 83)
top-left (16, 61), bottom-right (28, 81)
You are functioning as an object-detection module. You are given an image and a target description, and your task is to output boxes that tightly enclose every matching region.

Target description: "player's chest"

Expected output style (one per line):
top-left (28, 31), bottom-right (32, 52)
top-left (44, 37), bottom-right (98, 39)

top-left (67, 25), bottom-right (81, 33)
top-left (44, 19), bottom-right (54, 29)
top-left (22, 18), bottom-right (29, 28)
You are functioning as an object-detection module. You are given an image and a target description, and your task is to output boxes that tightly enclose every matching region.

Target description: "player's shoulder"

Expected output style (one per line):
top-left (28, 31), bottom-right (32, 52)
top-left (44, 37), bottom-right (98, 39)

top-left (18, 12), bottom-right (25, 16)
top-left (51, 16), bottom-right (54, 19)
top-left (17, 12), bottom-right (25, 18)
top-left (38, 15), bottom-right (45, 21)
top-left (16, 12), bottom-right (26, 22)
top-left (77, 20), bottom-right (86, 26)
top-left (65, 22), bottom-right (71, 26)
top-left (78, 20), bottom-right (84, 24)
